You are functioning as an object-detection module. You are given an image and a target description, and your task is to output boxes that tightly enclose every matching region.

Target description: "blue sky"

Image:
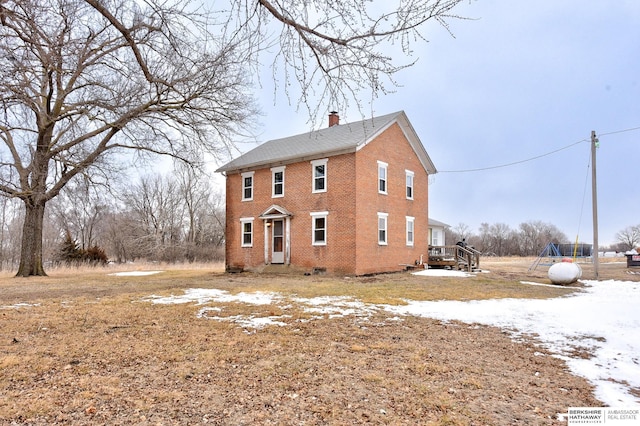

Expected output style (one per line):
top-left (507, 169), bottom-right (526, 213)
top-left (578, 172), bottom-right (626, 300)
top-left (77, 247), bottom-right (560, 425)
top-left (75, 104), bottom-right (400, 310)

top-left (226, 1), bottom-right (640, 246)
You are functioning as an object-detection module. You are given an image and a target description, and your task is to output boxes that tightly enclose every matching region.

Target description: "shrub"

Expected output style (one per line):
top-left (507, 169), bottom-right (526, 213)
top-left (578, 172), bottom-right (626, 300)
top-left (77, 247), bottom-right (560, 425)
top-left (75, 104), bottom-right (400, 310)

top-left (84, 245), bottom-right (108, 265)
top-left (56, 233), bottom-right (108, 266)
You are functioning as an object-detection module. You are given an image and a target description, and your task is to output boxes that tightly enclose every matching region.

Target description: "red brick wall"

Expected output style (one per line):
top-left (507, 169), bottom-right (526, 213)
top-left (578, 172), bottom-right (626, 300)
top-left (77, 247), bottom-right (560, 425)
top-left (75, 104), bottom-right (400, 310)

top-left (224, 121), bottom-right (430, 275)
top-left (354, 122), bottom-right (429, 275)
top-left (225, 153), bottom-right (358, 274)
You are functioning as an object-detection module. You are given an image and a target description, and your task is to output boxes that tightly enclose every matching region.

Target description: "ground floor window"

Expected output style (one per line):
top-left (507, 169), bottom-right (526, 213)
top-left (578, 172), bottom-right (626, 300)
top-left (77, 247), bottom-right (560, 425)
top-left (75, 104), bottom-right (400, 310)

top-left (406, 216), bottom-right (415, 246)
top-left (240, 218), bottom-right (253, 247)
top-left (377, 212), bottom-right (388, 245)
top-left (311, 211), bottom-right (328, 245)
top-left (430, 228), bottom-right (441, 246)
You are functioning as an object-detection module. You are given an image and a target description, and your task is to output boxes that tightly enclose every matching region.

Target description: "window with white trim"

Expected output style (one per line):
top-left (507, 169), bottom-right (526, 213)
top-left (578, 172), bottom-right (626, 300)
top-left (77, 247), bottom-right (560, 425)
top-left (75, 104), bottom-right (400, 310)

top-left (405, 170), bottom-right (414, 200)
top-left (240, 218), bottom-right (254, 247)
top-left (310, 211), bottom-right (328, 245)
top-left (311, 158), bottom-right (328, 193)
top-left (429, 228), bottom-right (441, 246)
top-left (377, 212), bottom-right (388, 245)
top-left (406, 216), bottom-right (415, 246)
top-left (271, 166), bottom-right (285, 198)
top-left (378, 161), bottom-right (388, 194)
top-left (241, 171), bottom-right (254, 201)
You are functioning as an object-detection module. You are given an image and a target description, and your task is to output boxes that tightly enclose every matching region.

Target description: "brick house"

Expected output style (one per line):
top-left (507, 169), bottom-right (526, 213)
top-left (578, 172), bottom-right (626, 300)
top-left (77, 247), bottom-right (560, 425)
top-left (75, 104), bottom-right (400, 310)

top-left (216, 110), bottom-right (437, 275)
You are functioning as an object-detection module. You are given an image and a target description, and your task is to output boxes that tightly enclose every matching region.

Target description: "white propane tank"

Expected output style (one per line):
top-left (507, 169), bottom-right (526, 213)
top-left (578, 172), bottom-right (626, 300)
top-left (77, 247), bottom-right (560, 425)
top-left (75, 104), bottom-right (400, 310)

top-left (548, 260), bottom-right (582, 284)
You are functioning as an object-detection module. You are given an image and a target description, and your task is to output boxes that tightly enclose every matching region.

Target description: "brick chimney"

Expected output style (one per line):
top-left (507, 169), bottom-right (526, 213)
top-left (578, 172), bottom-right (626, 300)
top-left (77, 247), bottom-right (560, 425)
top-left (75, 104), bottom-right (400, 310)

top-left (328, 111), bottom-right (339, 127)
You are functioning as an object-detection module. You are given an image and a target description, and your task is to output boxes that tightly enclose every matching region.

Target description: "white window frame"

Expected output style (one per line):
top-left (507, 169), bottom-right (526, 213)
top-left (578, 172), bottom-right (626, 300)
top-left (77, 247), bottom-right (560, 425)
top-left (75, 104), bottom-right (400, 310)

top-left (406, 216), bottom-right (415, 246)
top-left (241, 171), bottom-right (254, 201)
top-left (311, 158), bottom-right (328, 193)
top-left (405, 170), bottom-right (414, 200)
top-left (377, 212), bottom-right (388, 245)
top-left (310, 211), bottom-right (328, 246)
top-left (431, 228), bottom-right (441, 246)
top-left (240, 217), bottom-right (254, 247)
top-left (378, 161), bottom-right (388, 194)
top-left (271, 166), bottom-right (285, 198)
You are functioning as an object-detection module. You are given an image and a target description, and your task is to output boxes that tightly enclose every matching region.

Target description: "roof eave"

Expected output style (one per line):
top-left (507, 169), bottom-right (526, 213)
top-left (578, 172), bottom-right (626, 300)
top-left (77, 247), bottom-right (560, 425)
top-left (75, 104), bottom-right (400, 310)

top-left (354, 111), bottom-right (438, 175)
top-left (216, 146), bottom-right (358, 175)
top-left (396, 112), bottom-right (438, 175)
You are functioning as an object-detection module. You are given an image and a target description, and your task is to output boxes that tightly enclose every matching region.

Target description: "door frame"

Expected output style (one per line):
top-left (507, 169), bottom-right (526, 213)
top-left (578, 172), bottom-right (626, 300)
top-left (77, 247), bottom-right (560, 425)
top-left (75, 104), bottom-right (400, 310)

top-left (259, 205), bottom-right (293, 265)
top-left (271, 219), bottom-right (285, 264)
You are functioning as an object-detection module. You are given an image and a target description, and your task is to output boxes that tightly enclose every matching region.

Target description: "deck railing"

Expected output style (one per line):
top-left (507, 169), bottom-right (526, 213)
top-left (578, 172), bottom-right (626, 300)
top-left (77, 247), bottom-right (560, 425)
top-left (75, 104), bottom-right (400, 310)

top-left (428, 245), bottom-right (481, 272)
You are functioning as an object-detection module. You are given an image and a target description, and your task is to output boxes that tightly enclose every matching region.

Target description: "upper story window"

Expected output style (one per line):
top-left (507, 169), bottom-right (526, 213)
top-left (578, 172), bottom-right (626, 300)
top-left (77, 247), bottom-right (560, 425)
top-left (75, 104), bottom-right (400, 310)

top-left (378, 161), bottom-right (388, 194)
top-left (405, 170), bottom-right (414, 200)
top-left (310, 211), bottom-right (328, 245)
top-left (241, 171), bottom-right (254, 201)
top-left (271, 166), bottom-right (285, 198)
top-left (240, 217), bottom-right (254, 247)
top-left (311, 158), bottom-right (328, 193)
top-left (377, 212), bottom-right (388, 245)
top-left (406, 216), bottom-right (415, 246)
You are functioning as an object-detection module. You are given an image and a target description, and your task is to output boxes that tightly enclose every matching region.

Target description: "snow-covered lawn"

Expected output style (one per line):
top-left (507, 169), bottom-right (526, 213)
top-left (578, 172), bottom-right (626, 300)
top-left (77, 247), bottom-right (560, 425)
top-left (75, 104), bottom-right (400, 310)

top-left (145, 278), bottom-right (640, 407)
top-left (109, 270), bottom-right (164, 276)
top-left (386, 279), bottom-right (640, 407)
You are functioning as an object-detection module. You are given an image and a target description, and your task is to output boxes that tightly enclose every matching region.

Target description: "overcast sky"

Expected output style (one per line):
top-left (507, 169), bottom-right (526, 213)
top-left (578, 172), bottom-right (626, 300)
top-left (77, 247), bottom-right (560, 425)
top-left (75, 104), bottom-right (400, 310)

top-left (222, 1), bottom-right (640, 246)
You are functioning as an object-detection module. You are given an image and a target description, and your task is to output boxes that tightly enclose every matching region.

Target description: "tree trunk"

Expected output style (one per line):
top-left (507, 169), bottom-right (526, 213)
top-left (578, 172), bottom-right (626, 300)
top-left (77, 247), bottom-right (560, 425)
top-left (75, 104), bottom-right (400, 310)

top-left (16, 200), bottom-right (48, 277)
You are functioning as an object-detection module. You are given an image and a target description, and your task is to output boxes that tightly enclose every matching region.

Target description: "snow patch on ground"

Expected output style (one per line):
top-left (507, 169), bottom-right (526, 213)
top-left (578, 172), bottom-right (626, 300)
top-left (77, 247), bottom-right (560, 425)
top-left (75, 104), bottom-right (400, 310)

top-left (412, 268), bottom-right (475, 277)
top-left (0, 302), bottom-right (41, 309)
top-left (143, 289), bottom-right (280, 305)
top-left (144, 280), bottom-right (640, 407)
top-left (109, 270), bottom-right (164, 276)
top-left (384, 279), bottom-right (640, 407)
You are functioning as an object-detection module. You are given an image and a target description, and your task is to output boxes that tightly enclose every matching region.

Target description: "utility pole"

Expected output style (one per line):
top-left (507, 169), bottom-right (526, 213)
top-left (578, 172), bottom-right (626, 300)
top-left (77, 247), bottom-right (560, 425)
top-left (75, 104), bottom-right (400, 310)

top-left (591, 130), bottom-right (599, 279)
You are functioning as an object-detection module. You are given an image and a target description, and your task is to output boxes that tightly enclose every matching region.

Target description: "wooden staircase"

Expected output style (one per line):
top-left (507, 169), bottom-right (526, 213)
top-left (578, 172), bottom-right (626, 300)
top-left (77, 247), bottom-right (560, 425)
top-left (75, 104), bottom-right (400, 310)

top-left (427, 245), bottom-right (481, 272)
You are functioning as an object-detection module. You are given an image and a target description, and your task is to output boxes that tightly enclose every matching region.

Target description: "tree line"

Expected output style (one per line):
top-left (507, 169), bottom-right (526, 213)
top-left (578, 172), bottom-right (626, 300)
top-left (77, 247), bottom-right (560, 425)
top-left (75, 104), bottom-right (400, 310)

top-left (2, 175), bottom-right (639, 270)
top-left (0, 166), bottom-right (225, 271)
top-left (444, 221), bottom-right (640, 257)
top-left (1, 0), bottom-right (469, 276)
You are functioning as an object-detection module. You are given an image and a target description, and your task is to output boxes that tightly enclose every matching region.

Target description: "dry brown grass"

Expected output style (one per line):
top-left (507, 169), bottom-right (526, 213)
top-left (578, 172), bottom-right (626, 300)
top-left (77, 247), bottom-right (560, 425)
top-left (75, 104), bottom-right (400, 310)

top-left (1, 258), bottom-right (635, 425)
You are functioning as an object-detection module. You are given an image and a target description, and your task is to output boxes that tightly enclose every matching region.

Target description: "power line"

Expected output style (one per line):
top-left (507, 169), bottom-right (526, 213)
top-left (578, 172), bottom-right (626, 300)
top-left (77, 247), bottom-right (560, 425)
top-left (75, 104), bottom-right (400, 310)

top-left (437, 124), bottom-right (640, 174)
top-left (598, 125), bottom-right (640, 137)
top-left (438, 139), bottom-right (588, 173)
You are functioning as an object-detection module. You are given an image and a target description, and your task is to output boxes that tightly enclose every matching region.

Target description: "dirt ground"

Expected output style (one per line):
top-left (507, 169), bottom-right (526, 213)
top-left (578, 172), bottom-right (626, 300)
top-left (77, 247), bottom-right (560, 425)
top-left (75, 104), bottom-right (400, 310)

top-left (0, 258), bottom-right (635, 425)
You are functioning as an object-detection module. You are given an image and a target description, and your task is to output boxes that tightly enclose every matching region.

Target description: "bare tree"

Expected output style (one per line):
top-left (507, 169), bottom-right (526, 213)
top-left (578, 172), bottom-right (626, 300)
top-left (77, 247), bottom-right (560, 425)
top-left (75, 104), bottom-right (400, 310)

top-left (121, 174), bottom-right (184, 261)
top-left (176, 165), bottom-right (209, 246)
top-left (100, 210), bottom-right (143, 263)
top-left (0, 196), bottom-right (20, 270)
top-left (476, 222), bottom-right (513, 256)
top-left (0, 0), bottom-right (255, 275)
top-left (615, 225), bottom-right (640, 252)
top-left (518, 221), bottom-right (568, 256)
top-left (175, 165), bottom-right (226, 261)
top-left (447, 222), bottom-right (471, 244)
top-left (49, 179), bottom-right (109, 251)
top-left (203, 191), bottom-right (226, 252)
top-left (0, 0), bottom-right (467, 276)
top-left (476, 223), bottom-right (490, 254)
top-left (234, 0), bottom-right (467, 120)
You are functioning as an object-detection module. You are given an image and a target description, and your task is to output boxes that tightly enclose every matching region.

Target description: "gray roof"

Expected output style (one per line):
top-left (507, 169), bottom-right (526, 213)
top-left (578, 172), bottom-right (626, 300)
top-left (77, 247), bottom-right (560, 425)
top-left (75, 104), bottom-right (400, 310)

top-left (428, 218), bottom-right (450, 228)
top-left (216, 110), bottom-right (437, 174)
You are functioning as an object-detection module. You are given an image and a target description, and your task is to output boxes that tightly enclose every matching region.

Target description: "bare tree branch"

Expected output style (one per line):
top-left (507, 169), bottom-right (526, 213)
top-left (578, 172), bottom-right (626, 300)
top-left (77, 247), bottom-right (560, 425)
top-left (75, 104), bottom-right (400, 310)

top-left (1, 0), bottom-right (469, 275)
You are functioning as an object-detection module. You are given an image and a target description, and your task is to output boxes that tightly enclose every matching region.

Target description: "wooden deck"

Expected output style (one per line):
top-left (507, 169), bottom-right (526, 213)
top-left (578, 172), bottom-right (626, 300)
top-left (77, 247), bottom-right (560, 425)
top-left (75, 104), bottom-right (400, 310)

top-left (428, 245), bottom-right (481, 272)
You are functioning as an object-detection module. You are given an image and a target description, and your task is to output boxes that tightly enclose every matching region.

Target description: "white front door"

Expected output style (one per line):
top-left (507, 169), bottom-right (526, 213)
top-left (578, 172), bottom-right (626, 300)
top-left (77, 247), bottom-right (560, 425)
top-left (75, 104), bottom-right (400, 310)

top-left (271, 219), bottom-right (284, 264)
